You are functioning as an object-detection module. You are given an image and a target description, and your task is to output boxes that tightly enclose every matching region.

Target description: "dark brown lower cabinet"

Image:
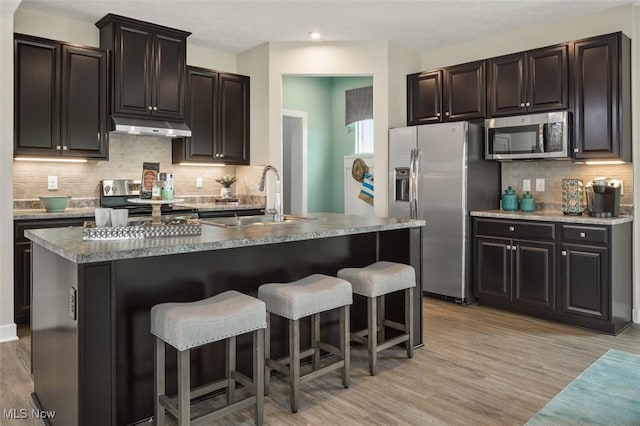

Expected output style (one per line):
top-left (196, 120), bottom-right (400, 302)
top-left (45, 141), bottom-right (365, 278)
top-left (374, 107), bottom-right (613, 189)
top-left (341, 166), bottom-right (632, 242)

top-left (473, 217), bottom-right (632, 334)
top-left (14, 217), bottom-right (91, 325)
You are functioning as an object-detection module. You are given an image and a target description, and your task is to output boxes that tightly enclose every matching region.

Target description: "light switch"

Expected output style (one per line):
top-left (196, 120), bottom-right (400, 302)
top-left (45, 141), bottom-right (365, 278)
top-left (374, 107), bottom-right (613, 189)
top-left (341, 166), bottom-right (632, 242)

top-left (48, 176), bottom-right (58, 190)
top-left (523, 179), bottom-right (531, 192)
top-left (196, 177), bottom-right (203, 188)
top-left (536, 178), bottom-right (545, 192)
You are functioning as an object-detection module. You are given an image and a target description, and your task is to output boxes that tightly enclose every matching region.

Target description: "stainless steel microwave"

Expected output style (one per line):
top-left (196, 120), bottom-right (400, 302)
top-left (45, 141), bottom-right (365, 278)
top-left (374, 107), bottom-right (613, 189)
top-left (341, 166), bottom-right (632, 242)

top-left (485, 111), bottom-right (571, 160)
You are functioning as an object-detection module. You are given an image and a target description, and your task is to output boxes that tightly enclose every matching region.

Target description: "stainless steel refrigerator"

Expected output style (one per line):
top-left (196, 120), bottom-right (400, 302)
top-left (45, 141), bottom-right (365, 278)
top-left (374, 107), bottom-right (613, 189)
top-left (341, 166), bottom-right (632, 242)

top-left (388, 122), bottom-right (500, 303)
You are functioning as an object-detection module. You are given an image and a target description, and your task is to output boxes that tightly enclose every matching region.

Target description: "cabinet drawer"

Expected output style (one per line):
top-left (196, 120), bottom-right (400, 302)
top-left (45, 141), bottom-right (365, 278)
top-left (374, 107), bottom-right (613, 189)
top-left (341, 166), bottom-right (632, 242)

top-left (561, 225), bottom-right (608, 245)
top-left (475, 219), bottom-right (555, 240)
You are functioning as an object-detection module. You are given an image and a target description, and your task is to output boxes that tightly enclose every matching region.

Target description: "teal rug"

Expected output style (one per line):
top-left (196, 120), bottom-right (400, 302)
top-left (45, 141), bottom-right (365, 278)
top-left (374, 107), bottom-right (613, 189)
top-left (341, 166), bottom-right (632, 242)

top-left (527, 349), bottom-right (640, 425)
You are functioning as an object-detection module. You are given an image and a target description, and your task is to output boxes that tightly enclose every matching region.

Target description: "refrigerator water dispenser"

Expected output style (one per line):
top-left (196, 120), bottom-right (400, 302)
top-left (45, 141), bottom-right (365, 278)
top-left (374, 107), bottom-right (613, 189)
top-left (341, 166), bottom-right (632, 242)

top-left (395, 167), bottom-right (410, 201)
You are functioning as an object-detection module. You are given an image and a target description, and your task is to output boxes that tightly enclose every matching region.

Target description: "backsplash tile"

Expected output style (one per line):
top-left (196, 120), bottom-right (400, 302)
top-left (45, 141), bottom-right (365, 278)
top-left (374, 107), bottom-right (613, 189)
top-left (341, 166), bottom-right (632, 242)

top-left (501, 161), bottom-right (634, 211)
top-left (13, 134), bottom-right (265, 201)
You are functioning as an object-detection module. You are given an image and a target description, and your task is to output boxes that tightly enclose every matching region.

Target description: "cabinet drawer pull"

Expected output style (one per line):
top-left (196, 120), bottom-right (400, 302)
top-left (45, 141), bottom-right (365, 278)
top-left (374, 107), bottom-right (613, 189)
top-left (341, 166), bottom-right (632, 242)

top-left (509, 226), bottom-right (515, 232)
top-left (562, 250), bottom-right (567, 256)
top-left (580, 232), bottom-right (586, 238)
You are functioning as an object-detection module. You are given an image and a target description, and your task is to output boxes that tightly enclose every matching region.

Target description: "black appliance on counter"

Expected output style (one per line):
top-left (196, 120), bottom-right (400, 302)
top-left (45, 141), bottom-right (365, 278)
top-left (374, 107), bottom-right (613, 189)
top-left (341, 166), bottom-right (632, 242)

top-left (100, 179), bottom-right (195, 216)
top-left (585, 177), bottom-right (621, 217)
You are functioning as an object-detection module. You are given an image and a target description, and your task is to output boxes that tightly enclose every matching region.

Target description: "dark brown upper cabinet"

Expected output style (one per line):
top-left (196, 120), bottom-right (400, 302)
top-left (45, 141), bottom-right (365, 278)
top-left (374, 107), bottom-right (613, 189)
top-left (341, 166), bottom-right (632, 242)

top-left (407, 61), bottom-right (484, 125)
top-left (443, 61), bottom-right (486, 121)
top-left (14, 34), bottom-right (108, 159)
top-left (572, 32), bottom-right (631, 162)
top-left (172, 67), bottom-right (250, 165)
top-left (407, 70), bottom-right (442, 125)
top-left (96, 14), bottom-right (190, 121)
top-left (488, 44), bottom-right (569, 117)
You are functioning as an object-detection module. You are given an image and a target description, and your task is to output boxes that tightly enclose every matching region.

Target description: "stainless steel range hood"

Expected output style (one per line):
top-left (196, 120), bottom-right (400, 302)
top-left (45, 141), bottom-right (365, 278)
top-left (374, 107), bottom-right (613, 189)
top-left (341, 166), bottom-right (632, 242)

top-left (110, 116), bottom-right (191, 138)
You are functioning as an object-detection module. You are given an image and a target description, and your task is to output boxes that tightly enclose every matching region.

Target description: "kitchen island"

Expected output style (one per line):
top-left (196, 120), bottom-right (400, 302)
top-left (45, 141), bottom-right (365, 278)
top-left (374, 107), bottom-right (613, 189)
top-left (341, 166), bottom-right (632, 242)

top-left (26, 213), bottom-right (424, 425)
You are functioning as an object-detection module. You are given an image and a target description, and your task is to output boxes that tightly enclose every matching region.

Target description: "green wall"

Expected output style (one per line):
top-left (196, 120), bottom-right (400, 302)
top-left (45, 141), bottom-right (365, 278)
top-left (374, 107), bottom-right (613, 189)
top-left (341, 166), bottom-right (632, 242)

top-left (282, 76), bottom-right (373, 213)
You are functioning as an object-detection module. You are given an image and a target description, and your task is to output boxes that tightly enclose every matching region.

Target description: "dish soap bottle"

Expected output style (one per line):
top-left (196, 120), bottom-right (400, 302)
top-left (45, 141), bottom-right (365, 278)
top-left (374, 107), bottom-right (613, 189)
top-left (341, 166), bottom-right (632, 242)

top-left (501, 186), bottom-right (519, 211)
top-left (520, 191), bottom-right (535, 212)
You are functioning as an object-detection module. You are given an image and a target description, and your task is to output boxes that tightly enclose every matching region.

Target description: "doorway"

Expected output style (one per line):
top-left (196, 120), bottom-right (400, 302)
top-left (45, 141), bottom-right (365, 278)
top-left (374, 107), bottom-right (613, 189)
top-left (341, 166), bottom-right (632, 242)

top-left (282, 110), bottom-right (308, 215)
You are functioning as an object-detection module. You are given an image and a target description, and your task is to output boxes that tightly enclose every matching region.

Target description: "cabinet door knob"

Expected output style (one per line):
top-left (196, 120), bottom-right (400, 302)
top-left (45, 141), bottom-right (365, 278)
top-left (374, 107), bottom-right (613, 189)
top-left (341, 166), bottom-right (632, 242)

top-left (520, 103), bottom-right (525, 107)
top-left (445, 111), bottom-right (450, 116)
top-left (512, 246), bottom-right (517, 251)
top-left (509, 226), bottom-right (515, 232)
top-left (579, 232), bottom-right (586, 238)
top-left (436, 113), bottom-right (441, 117)
top-left (62, 146), bottom-right (68, 151)
top-left (153, 106), bottom-right (158, 111)
top-left (525, 102), bottom-right (531, 107)
top-left (574, 148), bottom-right (579, 153)
top-left (56, 146), bottom-right (62, 151)
top-left (562, 250), bottom-right (567, 256)
top-left (147, 106), bottom-right (153, 110)
top-left (506, 245), bottom-right (511, 250)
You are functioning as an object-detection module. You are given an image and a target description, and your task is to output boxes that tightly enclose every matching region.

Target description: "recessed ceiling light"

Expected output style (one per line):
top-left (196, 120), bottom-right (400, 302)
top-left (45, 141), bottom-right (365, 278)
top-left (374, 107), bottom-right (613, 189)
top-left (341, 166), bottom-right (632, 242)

top-left (309, 32), bottom-right (322, 40)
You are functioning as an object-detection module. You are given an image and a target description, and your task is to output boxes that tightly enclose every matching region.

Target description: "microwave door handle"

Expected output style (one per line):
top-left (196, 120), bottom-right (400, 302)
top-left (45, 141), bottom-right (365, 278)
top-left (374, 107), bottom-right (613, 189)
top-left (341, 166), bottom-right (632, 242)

top-left (539, 123), bottom-right (545, 153)
top-left (414, 149), bottom-right (420, 219)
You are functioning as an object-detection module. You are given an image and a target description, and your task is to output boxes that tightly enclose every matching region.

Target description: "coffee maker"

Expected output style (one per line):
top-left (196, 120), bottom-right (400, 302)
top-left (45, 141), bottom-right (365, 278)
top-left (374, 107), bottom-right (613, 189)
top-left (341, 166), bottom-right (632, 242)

top-left (585, 177), bottom-right (621, 217)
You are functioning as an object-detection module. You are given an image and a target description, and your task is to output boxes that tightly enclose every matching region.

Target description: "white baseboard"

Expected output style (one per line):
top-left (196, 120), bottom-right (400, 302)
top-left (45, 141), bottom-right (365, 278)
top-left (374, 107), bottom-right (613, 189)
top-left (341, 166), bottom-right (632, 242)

top-left (633, 308), bottom-right (639, 324)
top-left (0, 323), bottom-right (17, 343)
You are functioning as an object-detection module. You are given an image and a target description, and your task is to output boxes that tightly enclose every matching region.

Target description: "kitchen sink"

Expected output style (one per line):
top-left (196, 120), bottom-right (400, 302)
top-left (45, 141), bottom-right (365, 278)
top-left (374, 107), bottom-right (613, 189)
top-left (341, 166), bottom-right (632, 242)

top-left (199, 214), bottom-right (315, 228)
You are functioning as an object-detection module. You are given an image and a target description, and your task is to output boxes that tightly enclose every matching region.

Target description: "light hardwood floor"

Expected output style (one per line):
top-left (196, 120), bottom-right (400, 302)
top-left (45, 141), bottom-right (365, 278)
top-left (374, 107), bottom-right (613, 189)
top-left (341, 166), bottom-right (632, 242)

top-left (1, 298), bottom-right (639, 425)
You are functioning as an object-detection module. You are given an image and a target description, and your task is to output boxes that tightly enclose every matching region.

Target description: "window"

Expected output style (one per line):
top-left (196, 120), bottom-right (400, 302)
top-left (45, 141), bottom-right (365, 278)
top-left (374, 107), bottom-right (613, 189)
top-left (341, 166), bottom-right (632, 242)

top-left (354, 119), bottom-right (374, 153)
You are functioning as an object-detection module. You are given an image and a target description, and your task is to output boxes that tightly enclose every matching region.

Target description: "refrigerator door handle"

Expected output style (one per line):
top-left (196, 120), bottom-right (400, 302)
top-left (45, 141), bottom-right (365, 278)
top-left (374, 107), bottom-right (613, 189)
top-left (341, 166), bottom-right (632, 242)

top-left (413, 148), bottom-right (421, 219)
top-left (409, 149), bottom-right (416, 219)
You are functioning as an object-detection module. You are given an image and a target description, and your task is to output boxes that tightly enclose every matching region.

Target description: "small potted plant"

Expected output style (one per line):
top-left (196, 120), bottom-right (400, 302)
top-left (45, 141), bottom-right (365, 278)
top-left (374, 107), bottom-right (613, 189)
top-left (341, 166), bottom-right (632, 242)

top-left (215, 175), bottom-right (237, 198)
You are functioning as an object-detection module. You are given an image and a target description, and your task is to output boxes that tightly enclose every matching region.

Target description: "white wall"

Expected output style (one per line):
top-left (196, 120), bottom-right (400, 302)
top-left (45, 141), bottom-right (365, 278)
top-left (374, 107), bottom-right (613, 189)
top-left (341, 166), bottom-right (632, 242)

top-left (238, 41), bottom-right (421, 217)
top-left (0, 0), bottom-right (21, 343)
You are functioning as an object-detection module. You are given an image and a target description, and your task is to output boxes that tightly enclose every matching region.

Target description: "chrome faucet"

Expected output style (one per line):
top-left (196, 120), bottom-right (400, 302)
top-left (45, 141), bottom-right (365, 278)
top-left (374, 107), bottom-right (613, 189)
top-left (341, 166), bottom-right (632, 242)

top-left (258, 165), bottom-right (282, 222)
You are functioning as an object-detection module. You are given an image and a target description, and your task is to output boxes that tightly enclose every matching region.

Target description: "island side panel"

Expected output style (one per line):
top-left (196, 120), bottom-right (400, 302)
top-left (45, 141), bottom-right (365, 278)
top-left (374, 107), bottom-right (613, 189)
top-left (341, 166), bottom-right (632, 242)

top-left (112, 232), bottom-right (379, 425)
top-left (31, 243), bottom-right (79, 426)
top-left (78, 262), bottom-right (114, 426)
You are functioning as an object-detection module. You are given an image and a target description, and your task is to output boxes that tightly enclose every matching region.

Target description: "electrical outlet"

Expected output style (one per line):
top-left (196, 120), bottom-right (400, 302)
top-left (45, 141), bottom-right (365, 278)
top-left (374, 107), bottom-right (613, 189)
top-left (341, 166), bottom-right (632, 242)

top-left (48, 176), bottom-right (58, 190)
top-left (196, 177), bottom-right (203, 188)
top-left (522, 179), bottom-right (531, 192)
top-left (536, 178), bottom-right (545, 192)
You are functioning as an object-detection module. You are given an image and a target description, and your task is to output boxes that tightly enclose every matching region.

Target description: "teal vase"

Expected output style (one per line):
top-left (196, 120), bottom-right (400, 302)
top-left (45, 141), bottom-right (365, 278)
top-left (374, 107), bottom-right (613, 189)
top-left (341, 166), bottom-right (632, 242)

top-left (501, 186), bottom-right (519, 211)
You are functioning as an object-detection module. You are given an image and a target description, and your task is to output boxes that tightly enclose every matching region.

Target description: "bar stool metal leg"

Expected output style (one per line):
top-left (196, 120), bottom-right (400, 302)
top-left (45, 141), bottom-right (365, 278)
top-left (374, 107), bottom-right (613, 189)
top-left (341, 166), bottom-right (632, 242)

top-left (177, 349), bottom-right (190, 425)
top-left (227, 336), bottom-right (236, 403)
top-left (264, 314), bottom-right (271, 395)
top-left (154, 337), bottom-right (165, 426)
top-left (311, 313), bottom-right (320, 370)
top-left (254, 329), bottom-right (265, 426)
top-left (406, 288), bottom-right (414, 358)
top-left (340, 305), bottom-right (350, 388)
top-left (290, 319), bottom-right (301, 413)
top-left (368, 296), bottom-right (377, 376)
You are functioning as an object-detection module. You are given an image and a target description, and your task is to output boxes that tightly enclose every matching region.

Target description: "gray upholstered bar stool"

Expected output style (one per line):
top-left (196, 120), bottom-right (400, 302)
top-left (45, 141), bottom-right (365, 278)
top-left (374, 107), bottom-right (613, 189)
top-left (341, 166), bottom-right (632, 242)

top-left (151, 290), bottom-right (266, 425)
top-left (338, 261), bottom-right (415, 376)
top-left (258, 274), bottom-right (352, 413)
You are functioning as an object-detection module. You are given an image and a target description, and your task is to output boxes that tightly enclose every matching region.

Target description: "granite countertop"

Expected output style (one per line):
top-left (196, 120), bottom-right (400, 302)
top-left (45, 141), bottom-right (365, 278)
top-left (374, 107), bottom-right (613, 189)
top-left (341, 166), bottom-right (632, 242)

top-left (174, 203), bottom-right (264, 212)
top-left (471, 209), bottom-right (633, 225)
top-left (25, 213), bottom-right (426, 264)
top-left (14, 202), bottom-right (265, 220)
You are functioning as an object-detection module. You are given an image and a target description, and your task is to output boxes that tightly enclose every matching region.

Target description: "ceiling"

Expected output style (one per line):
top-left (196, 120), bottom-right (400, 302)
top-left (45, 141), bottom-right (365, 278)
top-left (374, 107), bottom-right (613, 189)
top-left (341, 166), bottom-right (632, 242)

top-left (19, 0), bottom-right (626, 53)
